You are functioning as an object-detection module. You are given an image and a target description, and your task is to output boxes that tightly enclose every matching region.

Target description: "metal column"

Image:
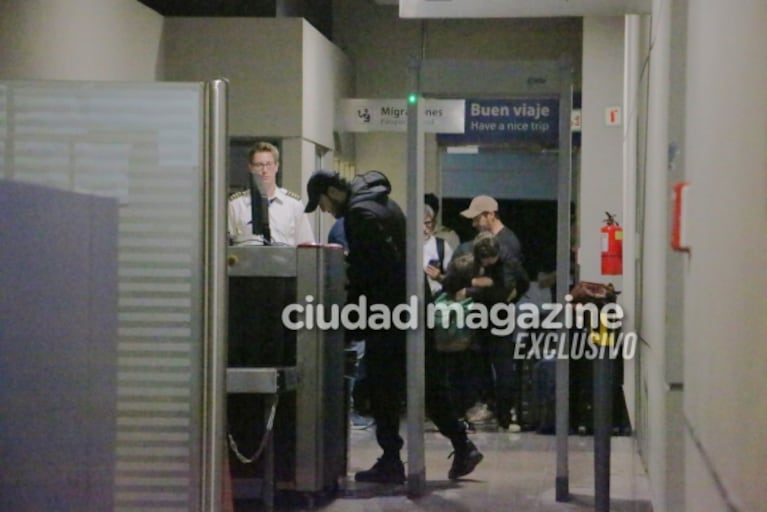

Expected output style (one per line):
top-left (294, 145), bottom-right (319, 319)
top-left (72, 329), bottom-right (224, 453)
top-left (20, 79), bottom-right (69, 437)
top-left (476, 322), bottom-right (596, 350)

top-left (555, 57), bottom-right (574, 502)
top-left (593, 343), bottom-right (613, 511)
top-left (202, 78), bottom-right (229, 512)
top-left (405, 56), bottom-right (427, 497)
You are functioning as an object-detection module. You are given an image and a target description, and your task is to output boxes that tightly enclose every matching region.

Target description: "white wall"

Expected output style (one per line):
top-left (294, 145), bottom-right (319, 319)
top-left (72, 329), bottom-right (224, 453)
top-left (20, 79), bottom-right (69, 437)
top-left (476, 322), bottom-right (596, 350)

top-left (163, 18), bottom-right (304, 140)
top-left (578, 17), bottom-right (625, 284)
top-left (0, 0), bottom-right (163, 80)
top-left (638, 1), bottom-right (676, 509)
top-left (682, 2), bottom-right (767, 511)
top-left (161, 16), bottom-right (352, 150)
top-left (303, 19), bottom-right (354, 151)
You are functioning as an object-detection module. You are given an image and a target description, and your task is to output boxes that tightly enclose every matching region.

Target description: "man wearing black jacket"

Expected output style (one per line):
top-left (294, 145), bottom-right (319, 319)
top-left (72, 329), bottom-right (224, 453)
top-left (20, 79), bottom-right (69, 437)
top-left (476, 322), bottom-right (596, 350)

top-left (454, 232), bottom-right (521, 429)
top-left (459, 195), bottom-right (529, 429)
top-left (305, 169), bottom-right (482, 484)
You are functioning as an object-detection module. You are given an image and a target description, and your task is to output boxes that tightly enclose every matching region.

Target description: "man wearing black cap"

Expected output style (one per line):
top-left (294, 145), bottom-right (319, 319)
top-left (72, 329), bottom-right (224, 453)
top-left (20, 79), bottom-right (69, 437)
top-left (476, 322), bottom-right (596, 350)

top-left (306, 169), bottom-right (482, 484)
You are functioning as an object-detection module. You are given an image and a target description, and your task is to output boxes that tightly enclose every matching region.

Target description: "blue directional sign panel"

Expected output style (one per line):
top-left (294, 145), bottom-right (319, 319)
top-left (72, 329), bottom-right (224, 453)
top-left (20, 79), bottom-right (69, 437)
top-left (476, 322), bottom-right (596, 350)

top-left (438, 98), bottom-right (559, 145)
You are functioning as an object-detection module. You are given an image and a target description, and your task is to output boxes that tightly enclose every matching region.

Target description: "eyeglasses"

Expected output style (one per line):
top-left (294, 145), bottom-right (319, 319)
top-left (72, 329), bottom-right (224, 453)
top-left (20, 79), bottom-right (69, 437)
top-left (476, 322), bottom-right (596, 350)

top-left (250, 161), bottom-right (275, 170)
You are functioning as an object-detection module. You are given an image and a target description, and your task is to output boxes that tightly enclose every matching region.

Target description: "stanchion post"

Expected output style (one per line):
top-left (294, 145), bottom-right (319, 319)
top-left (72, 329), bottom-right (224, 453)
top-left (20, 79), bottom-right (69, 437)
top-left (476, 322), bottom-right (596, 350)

top-left (555, 55), bottom-right (574, 502)
top-left (592, 315), bottom-right (613, 512)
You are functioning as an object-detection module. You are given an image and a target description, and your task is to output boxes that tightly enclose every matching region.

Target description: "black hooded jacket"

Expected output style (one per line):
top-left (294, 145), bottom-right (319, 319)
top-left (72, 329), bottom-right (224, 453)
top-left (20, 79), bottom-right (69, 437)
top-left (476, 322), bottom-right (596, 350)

top-left (342, 171), bottom-right (406, 308)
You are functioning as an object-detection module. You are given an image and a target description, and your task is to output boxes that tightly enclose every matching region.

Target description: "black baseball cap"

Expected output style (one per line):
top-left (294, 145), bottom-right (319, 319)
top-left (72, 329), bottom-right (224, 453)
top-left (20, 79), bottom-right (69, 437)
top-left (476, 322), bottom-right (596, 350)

top-left (305, 169), bottom-right (342, 213)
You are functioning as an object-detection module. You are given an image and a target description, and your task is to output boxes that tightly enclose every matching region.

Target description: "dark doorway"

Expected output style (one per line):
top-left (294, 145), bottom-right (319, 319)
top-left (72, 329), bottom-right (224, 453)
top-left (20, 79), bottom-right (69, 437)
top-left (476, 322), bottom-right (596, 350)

top-left (441, 198), bottom-right (558, 278)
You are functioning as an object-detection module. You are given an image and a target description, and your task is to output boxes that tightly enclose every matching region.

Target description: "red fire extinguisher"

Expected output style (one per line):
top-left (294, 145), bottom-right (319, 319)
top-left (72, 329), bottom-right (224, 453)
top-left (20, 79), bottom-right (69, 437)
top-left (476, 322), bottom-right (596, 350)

top-left (601, 212), bottom-right (623, 275)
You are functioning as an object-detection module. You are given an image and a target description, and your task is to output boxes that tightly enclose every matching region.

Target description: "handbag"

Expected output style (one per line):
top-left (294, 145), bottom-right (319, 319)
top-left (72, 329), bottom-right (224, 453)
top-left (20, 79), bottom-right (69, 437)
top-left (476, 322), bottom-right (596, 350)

top-left (431, 292), bottom-right (474, 352)
top-left (569, 281), bottom-right (618, 305)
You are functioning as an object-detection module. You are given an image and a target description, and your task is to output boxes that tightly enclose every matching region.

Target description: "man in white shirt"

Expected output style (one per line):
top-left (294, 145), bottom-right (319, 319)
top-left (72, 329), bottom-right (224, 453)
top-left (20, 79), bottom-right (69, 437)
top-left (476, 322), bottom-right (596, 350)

top-left (228, 141), bottom-right (315, 245)
top-left (424, 204), bottom-right (454, 300)
top-left (425, 192), bottom-right (460, 250)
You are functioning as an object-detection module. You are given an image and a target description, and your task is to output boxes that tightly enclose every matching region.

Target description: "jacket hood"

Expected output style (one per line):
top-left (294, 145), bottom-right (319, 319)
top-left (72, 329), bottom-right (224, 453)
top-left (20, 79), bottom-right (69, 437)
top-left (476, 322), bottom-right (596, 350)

top-left (348, 170), bottom-right (392, 207)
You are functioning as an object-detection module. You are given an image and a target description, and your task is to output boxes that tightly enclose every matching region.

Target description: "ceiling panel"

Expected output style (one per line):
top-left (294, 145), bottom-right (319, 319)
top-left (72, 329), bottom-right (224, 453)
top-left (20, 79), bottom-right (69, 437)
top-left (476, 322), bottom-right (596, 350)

top-left (137, 0), bottom-right (277, 17)
top-left (135, 0), bottom-right (333, 40)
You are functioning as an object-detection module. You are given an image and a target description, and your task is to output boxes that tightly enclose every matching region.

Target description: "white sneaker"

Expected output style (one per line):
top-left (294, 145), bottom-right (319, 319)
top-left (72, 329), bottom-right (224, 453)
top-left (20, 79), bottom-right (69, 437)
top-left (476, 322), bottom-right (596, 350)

top-left (466, 403), bottom-right (495, 423)
top-left (465, 402), bottom-right (483, 418)
top-left (350, 413), bottom-right (373, 430)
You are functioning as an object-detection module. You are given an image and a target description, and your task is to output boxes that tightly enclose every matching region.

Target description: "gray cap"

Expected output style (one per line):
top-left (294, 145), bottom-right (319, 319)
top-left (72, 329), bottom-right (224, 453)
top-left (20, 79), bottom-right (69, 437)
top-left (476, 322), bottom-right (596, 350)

top-left (460, 195), bottom-right (498, 218)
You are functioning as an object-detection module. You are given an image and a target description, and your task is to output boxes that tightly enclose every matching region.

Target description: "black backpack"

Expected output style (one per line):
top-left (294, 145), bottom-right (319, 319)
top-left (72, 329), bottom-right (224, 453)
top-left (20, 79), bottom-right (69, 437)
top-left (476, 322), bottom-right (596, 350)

top-left (424, 237), bottom-right (445, 304)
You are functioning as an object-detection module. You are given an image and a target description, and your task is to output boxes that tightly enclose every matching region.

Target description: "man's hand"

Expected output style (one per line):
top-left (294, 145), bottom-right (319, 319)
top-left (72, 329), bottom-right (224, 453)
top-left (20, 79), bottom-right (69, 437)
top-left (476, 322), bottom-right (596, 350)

top-left (471, 276), bottom-right (493, 288)
top-left (424, 264), bottom-right (442, 281)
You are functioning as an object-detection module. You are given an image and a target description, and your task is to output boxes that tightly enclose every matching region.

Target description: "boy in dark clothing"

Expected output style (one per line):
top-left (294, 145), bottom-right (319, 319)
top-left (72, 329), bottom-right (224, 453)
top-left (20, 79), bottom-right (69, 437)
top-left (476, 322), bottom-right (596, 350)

top-left (453, 232), bottom-right (524, 429)
top-left (438, 255), bottom-right (484, 417)
top-left (456, 196), bottom-right (530, 428)
top-left (305, 169), bottom-right (482, 483)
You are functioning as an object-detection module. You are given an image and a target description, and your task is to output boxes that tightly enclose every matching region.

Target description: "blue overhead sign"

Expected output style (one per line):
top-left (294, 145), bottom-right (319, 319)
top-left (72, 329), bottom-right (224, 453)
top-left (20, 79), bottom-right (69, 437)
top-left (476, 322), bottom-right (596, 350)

top-left (438, 98), bottom-right (559, 145)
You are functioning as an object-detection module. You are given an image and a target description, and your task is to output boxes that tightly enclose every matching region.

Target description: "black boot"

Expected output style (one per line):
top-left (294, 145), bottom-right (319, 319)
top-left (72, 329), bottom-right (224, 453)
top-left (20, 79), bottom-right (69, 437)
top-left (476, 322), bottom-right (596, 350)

top-left (354, 456), bottom-right (405, 484)
top-left (448, 439), bottom-right (483, 480)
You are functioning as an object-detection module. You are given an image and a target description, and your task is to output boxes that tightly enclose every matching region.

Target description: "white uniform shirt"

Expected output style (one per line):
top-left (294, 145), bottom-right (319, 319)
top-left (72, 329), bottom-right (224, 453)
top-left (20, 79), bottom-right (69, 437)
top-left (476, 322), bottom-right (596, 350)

top-left (228, 187), bottom-right (315, 246)
top-left (423, 235), bottom-right (454, 295)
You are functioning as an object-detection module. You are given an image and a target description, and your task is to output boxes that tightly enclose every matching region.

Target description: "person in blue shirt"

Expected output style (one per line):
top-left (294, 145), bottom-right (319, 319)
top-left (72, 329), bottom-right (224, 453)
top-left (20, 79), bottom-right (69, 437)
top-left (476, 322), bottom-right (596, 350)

top-left (327, 217), bottom-right (348, 249)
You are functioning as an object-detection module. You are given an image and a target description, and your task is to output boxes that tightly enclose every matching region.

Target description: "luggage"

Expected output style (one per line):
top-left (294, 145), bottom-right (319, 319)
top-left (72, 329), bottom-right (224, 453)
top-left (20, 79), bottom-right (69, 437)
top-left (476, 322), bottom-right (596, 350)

top-left (533, 356), bottom-right (557, 434)
top-left (532, 345), bottom-right (632, 436)
top-left (513, 357), bottom-right (539, 431)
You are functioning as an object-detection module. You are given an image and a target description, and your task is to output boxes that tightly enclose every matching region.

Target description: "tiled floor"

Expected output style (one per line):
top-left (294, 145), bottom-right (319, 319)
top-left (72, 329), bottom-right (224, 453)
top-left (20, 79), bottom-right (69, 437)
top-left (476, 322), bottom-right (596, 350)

top-left (241, 420), bottom-right (653, 511)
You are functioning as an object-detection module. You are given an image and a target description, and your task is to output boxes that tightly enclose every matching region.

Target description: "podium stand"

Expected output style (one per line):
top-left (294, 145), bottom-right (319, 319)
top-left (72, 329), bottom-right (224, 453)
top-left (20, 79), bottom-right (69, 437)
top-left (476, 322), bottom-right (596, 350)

top-left (226, 244), bottom-right (347, 510)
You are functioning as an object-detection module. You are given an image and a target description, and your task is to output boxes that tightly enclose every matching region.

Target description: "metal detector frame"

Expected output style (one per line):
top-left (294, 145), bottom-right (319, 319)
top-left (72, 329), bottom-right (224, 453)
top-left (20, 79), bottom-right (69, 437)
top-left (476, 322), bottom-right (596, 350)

top-left (404, 57), bottom-right (574, 500)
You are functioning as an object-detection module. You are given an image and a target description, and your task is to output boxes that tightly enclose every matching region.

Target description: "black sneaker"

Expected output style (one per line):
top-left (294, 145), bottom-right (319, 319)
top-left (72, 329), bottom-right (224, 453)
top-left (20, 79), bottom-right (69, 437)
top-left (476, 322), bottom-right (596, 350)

top-left (448, 440), bottom-right (483, 480)
top-left (354, 457), bottom-right (406, 484)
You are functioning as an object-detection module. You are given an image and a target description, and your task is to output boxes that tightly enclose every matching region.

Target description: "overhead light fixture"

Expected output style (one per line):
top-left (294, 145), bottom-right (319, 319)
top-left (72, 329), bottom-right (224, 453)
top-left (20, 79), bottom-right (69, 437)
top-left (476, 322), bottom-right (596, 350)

top-left (446, 146), bottom-right (479, 154)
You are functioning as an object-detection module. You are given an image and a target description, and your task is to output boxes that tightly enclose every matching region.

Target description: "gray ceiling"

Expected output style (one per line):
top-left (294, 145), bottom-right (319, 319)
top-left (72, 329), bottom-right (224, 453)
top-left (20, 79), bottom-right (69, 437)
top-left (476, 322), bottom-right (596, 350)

top-left (137, 0), bottom-right (277, 17)
top-left (137, 0), bottom-right (333, 38)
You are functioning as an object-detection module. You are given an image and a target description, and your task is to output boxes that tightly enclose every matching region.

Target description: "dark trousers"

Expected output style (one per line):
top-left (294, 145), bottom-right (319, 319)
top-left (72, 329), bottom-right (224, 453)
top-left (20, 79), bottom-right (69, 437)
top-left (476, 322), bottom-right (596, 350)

top-left (455, 347), bottom-right (494, 410)
top-left (425, 330), bottom-right (469, 448)
top-left (443, 349), bottom-right (479, 417)
top-left (363, 328), bottom-right (469, 460)
top-left (478, 331), bottom-right (516, 424)
top-left (364, 329), bottom-right (406, 458)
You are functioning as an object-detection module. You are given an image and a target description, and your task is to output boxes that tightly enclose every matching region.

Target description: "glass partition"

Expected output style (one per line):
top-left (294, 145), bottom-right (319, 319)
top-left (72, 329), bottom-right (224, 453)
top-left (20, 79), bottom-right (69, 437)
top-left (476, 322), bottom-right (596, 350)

top-left (0, 80), bottom-right (209, 511)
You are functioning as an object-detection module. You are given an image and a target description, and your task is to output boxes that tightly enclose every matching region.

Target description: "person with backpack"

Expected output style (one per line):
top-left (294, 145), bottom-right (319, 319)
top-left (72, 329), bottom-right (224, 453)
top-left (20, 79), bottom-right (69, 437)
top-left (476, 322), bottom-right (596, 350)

top-left (423, 203), bottom-right (452, 302)
top-left (305, 169), bottom-right (482, 484)
top-left (431, 253), bottom-right (483, 427)
top-left (424, 192), bottom-right (460, 251)
top-left (422, 203), bottom-right (484, 476)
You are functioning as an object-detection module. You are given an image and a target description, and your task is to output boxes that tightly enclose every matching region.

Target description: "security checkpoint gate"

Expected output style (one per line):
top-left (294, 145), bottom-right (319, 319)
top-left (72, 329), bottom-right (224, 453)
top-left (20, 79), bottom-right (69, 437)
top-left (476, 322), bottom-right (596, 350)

top-left (404, 57), bottom-right (574, 498)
